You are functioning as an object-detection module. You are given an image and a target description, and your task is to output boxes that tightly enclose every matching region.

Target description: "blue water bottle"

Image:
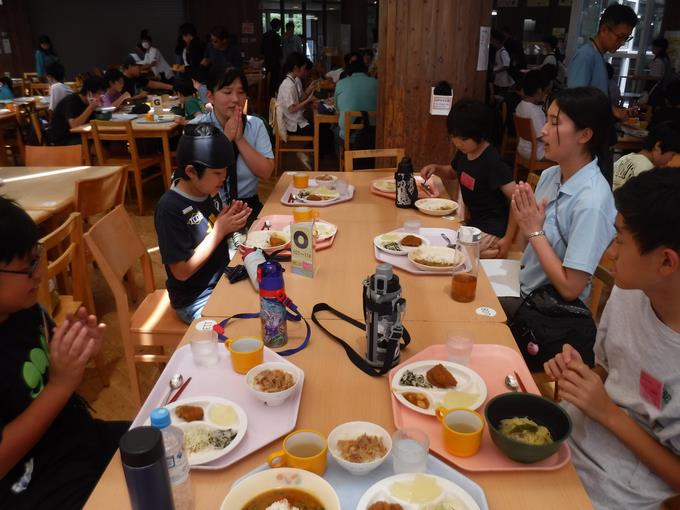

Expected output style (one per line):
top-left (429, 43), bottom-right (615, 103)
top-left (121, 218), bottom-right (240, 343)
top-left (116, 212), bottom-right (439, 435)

top-left (258, 260), bottom-right (288, 347)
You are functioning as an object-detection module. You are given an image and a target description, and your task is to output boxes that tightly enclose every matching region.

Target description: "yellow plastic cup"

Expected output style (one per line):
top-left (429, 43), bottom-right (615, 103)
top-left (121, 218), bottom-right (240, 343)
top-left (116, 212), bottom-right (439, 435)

top-left (292, 172), bottom-right (309, 188)
top-left (267, 429), bottom-right (328, 475)
top-left (292, 207), bottom-right (319, 222)
top-left (435, 407), bottom-right (484, 457)
top-left (225, 336), bottom-right (263, 374)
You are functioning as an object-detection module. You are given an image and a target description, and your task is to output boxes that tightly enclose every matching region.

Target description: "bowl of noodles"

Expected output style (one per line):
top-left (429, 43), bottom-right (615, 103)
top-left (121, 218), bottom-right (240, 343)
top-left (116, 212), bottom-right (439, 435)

top-left (484, 393), bottom-right (572, 463)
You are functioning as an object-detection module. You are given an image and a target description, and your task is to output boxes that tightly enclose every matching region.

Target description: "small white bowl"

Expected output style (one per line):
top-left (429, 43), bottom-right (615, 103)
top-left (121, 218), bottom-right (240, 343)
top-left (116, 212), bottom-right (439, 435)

top-left (415, 198), bottom-right (459, 216)
top-left (245, 362), bottom-right (302, 406)
top-left (328, 421), bottom-right (392, 475)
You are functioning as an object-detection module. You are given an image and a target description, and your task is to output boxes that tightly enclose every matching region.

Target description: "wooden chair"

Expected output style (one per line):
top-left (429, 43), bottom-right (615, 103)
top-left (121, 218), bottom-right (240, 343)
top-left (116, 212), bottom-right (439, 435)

top-left (344, 148), bottom-right (405, 172)
top-left (526, 172), bottom-right (540, 191)
top-left (500, 101), bottom-right (517, 161)
top-left (25, 144), bottom-right (83, 166)
top-left (90, 120), bottom-right (164, 214)
top-left (36, 213), bottom-right (107, 385)
top-left (22, 73), bottom-right (39, 95)
top-left (513, 114), bottom-right (554, 181)
top-left (84, 205), bottom-right (187, 407)
top-left (339, 111), bottom-right (377, 171)
top-left (16, 102), bottom-right (45, 146)
top-left (30, 82), bottom-right (50, 96)
top-left (270, 98), bottom-right (314, 176)
top-left (75, 167), bottom-right (127, 223)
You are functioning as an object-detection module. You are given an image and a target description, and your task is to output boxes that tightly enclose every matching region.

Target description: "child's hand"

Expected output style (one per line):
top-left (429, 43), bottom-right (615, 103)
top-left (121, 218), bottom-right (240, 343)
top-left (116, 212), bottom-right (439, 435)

top-left (544, 343), bottom-right (582, 380)
top-left (423, 175), bottom-right (443, 197)
top-left (559, 360), bottom-right (618, 425)
top-left (64, 306), bottom-right (106, 352)
top-left (224, 107), bottom-right (244, 142)
top-left (214, 200), bottom-right (251, 238)
top-left (511, 182), bottom-right (546, 235)
top-left (496, 235), bottom-right (512, 259)
top-left (120, 92), bottom-right (131, 102)
top-left (48, 319), bottom-right (102, 394)
top-left (420, 164), bottom-right (439, 181)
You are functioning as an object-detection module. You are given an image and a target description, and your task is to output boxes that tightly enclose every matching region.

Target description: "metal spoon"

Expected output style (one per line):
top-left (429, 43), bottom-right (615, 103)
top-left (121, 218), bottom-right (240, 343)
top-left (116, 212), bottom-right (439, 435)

top-left (504, 373), bottom-right (520, 392)
top-left (263, 220), bottom-right (272, 230)
top-left (162, 374), bottom-right (184, 405)
top-left (440, 233), bottom-right (455, 248)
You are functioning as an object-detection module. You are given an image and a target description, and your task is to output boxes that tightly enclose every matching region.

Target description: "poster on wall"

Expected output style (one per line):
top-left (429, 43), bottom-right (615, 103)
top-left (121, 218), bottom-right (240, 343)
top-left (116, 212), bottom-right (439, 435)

top-left (497, 0), bottom-right (518, 6)
top-left (477, 26), bottom-right (490, 71)
top-left (527, 0), bottom-right (550, 6)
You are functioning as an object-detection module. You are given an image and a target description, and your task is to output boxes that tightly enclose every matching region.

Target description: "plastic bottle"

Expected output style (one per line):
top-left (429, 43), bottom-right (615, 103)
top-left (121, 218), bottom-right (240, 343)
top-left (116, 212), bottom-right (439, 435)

top-left (258, 259), bottom-right (288, 347)
top-left (243, 248), bottom-right (266, 290)
top-left (120, 426), bottom-right (175, 510)
top-left (395, 156), bottom-right (418, 208)
top-left (150, 408), bottom-right (194, 510)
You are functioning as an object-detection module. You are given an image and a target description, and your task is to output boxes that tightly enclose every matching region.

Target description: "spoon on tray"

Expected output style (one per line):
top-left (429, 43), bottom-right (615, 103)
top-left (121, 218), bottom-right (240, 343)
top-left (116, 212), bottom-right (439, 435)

top-left (504, 373), bottom-right (520, 392)
top-left (441, 233), bottom-right (455, 248)
top-left (162, 373), bottom-right (184, 405)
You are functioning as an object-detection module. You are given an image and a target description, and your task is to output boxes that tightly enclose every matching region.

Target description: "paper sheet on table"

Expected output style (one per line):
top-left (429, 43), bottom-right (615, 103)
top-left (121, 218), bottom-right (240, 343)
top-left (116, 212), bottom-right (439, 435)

top-left (481, 259), bottom-right (521, 297)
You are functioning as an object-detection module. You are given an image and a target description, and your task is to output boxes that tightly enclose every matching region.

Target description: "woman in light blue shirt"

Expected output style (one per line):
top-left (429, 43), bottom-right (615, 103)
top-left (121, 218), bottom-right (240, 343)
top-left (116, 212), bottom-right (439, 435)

top-left (508, 87), bottom-right (617, 308)
top-left (34, 35), bottom-right (59, 79)
top-left (189, 67), bottom-right (274, 222)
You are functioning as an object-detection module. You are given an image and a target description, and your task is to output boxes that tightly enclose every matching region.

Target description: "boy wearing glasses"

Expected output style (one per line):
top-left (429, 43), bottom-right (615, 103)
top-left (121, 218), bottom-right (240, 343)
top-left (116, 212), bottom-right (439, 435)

top-left (0, 198), bottom-right (129, 508)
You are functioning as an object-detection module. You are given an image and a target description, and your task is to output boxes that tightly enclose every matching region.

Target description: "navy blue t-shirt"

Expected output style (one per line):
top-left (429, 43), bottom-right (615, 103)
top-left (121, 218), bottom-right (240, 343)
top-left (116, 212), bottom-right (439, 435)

top-left (155, 187), bottom-right (230, 309)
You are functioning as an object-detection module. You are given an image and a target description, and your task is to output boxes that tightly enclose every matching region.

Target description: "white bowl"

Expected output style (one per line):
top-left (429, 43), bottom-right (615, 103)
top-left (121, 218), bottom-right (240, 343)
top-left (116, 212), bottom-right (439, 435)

top-left (220, 467), bottom-right (340, 510)
top-left (328, 421), bottom-right (392, 475)
top-left (415, 198), bottom-right (459, 216)
top-left (243, 230), bottom-right (291, 253)
top-left (408, 246), bottom-right (465, 272)
top-left (246, 362), bottom-right (302, 406)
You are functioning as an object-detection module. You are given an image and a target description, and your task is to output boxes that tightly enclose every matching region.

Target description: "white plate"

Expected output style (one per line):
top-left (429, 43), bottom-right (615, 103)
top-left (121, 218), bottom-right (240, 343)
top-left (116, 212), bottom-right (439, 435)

top-left (373, 231), bottom-right (430, 256)
top-left (296, 187), bottom-right (341, 203)
top-left (314, 173), bottom-right (338, 183)
top-left (282, 220), bottom-right (338, 241)
top-left (373, 178), bottom-right (397, 193)
top-left (357, 473), bottom-right (481, 510)
top-left (391, 360), bottom-right (487, 415)
top-left (243, 230), bottom-right (291, 252)
top-left (96, 106), bottom-right (116, 113)
top-left (407, 246), bottom-right (464, 272)
top-left (162, 397), bottom-right (248, 465)
top-left (111, 113), bottom-right (138, 121)
top-left (415, 198), bottom-right (459, 216)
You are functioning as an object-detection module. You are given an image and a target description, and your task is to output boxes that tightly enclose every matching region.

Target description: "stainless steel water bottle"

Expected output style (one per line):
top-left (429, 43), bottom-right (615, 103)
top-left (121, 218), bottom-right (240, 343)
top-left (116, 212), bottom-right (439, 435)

top-left (395, 156), bottom-right (418, 208)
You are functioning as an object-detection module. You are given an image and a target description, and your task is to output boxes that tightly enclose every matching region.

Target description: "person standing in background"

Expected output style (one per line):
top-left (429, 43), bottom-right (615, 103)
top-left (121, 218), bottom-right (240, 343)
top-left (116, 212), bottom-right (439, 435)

top-left (201, 26), bottom-right (243, 73)
top-left (176, 23), bottom-right (206, 71)
top-left (282, 21), bottom-right (304, 61)
top-left (262, 18), bottom-right (283, 99)
top-left (491, 29), bottom-right (515, 95)
top-left (35, 35), bottom-right (59, 80)
top-left (139, 30), bottom-right (173, 81)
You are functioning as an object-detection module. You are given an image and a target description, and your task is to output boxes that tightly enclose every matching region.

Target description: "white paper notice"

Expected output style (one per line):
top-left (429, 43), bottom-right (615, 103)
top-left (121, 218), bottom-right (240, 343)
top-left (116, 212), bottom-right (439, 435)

top-left (480, 259), bottom-right (521, 297)
top-left (477, 26), bottom-right (490, 71)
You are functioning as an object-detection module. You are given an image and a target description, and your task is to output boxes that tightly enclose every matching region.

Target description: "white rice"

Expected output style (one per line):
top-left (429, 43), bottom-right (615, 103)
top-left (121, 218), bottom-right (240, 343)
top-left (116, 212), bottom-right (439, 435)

top-left (266, 500), bottom-right (300, 510)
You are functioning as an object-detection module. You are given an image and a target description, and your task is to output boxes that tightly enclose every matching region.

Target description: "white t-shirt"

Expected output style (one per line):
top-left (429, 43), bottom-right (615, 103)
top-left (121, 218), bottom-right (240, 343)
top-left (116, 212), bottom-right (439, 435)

top-left (141, 46), bottom-right (172, 78)
top-left (49, 82), bottom-right (73, 111)
top-left (515, 100), bottom-right (546, 160)
top-left (276, 74), bottom-right (309, 132)
top-left (494, 47), bottom-right (514, 88)
top-left (564, 286), bottom-right (680, 510)
top-left (326, 68), bottom-right (344, 83)
top-left (612, 153), bottom-right (654, 190)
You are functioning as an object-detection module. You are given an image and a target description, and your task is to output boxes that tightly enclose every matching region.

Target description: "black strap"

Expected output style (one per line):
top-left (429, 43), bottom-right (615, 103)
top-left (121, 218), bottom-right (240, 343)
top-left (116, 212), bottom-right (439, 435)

top-left (311, 302), bottom-right (410, 377)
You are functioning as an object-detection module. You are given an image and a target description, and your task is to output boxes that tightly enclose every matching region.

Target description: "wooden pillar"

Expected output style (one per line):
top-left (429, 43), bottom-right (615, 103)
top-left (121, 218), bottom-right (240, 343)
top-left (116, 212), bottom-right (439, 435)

top-left (377, 0), bottom-right (493, 169)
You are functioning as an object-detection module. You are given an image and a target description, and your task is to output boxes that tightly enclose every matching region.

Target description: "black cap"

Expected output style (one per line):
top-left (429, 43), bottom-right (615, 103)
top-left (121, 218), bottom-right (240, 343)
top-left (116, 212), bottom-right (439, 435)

top-left (176, 123), bottom-right (235, 175)
top-left (397, 156), bottom-right (413, 173)
top-left (119, 426), bottom-right (165, 468)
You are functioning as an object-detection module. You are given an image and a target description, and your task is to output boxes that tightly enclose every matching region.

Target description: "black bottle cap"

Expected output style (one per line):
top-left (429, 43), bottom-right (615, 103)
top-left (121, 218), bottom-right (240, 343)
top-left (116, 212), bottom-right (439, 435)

top-left (119, 426), bottom-right (166, 468)
top-left (397, 156), bottom-right (413, 173)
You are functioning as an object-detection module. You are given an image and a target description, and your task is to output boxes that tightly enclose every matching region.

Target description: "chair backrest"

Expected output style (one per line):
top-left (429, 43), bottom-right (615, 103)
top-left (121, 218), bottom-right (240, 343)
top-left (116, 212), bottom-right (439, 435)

top-left (343, 111), bottom-right (377, 150)
top-left (513, 114), bottom-right (539, 161)
top-left (268, 97), bottom-right (277, 128)
top-left (25, 144), bottom-right (83, 166)
top-left (90, 120), bottom-right (139, 164)
top-left (526, 172), bottom-right (540, 191)
top-left (15, 102), bottom-right (43, 146)
top-left (589, 253), bottom-right (615, 319)
top-left (37, 212), bottom-right (92, 312)
top-left (75, 166), bottom-right (127, 219)
top-left (344, 148), bottom-right (405, 172)
top-left (84, 205), bottom-right (156, 330)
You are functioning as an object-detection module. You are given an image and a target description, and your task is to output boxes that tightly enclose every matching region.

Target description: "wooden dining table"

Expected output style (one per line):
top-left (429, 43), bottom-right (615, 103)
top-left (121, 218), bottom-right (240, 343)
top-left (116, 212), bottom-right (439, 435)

top-left (70, 118), bottom-right (181, 185)
top-left (85, 318), bottom-right (591, 510)
top-left (0, 165), bottom-right (124, 224)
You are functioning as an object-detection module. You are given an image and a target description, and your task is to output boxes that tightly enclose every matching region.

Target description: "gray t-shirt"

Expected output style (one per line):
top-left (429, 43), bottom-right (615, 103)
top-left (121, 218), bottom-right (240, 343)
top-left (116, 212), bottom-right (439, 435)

top-left (564, 286), bottom-right (680, 509)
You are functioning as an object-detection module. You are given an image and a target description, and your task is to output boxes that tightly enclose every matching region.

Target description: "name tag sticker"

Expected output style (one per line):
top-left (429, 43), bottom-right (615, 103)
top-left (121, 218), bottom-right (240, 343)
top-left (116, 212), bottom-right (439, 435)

top-left (640, 370), bottom-right (664, 410)
top-left (460, 172), bottom-right (476, 191)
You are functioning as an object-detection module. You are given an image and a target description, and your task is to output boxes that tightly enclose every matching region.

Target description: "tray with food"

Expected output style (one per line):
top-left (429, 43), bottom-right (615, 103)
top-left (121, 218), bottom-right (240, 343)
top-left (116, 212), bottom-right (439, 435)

top-left (132, 342), bottom-right (304, 470)
top-left (238, 215), bottom-right (338, 257)
top-left (389, 344), bottom-right (571, 472)
top-left (229, 449), bottom-right (489, 510)
top-left (374, 228), bottom-right (463, 275)
top-left (280, 182), bottom-right (355, 207)
top-left (370, 176), bottom-right (432, 200)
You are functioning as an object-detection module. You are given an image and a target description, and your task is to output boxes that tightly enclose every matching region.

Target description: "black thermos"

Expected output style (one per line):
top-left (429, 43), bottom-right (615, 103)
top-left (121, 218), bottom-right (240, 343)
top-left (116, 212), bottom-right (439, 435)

top-left (395, 156), bottom-right (418, 208)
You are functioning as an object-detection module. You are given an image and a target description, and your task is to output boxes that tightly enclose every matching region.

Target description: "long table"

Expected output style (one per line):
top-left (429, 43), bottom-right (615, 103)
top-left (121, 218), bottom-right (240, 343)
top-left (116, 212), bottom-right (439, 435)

top-left (202, 172), bottom-right (507, 323)
top-left (85, 319), bottom-right (591, 509)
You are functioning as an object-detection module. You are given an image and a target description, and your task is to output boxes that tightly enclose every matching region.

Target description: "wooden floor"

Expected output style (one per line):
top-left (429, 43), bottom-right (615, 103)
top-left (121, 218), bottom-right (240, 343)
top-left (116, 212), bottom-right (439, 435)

top-left (79, 153), bottom-right (336, 421)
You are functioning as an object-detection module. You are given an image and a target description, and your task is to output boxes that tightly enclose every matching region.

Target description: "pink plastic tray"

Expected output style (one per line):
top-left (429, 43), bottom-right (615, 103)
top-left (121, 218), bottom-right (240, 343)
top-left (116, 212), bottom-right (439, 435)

top-left (237, 214), bottom-right (337, 257)
top-left (374, 227), bottom-right (458, 275)
top-left (369, 176), bottom-right (431, 200)
top-left (389, 344), bottom-right (571, 472)
top-left (132, 342), bottom-right (304, 470)
top-left (280, 182), bottom-right (355, 207)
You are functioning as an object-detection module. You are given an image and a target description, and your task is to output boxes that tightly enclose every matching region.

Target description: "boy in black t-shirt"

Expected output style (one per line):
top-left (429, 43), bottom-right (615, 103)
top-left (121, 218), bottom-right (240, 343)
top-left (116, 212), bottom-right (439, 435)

top-left (121, 55), bottom-right (173, 102)
top-left (155, 123), bottom-right (251, 323)
top-left (49, 76), bottom-right (105, 146)
top-left (0, 198), bottom-right (128, 509)
top-left (421, 99), bottom-right (515, 258)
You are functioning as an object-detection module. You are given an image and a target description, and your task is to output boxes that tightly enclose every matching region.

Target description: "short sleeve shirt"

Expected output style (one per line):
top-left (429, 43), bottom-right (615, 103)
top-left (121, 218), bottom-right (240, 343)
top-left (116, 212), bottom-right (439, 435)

top-left (519, 159), bottom-right (616, 300)
top-left (154, 187), bottom-right (230, 309)
top-left (48, 82), bottom-right (73, 111)
top-left (564, 287), bottom-right (680, 509)
top-left (612, 153), bottom-right (654, 190)
top-left (452, 145), bottom-right (513, 237)
top-left (515, 100), bottom-right (546, 160)
top-left (189, 112), bottom-right (274, 198)
top-left (50, 93), bottom-right (89, 145)
top-left (122, 75), bottom-right (149, 97)
top-left (277, 75), bottom-right (309, 132)
top-left (567, 42), bottom-right (609, 96)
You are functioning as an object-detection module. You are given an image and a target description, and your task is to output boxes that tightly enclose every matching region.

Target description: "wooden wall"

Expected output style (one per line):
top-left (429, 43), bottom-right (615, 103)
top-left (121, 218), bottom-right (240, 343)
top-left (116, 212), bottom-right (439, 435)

top-left (0, 0), bottom-right (35, 76)
top-left (377, 0), bottom-right (493, 170)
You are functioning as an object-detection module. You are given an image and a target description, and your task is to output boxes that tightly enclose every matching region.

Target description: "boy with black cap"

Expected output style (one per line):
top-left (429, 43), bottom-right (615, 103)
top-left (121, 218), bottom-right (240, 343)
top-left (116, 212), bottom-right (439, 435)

top-left (155, 123), bottom-right (252, 323)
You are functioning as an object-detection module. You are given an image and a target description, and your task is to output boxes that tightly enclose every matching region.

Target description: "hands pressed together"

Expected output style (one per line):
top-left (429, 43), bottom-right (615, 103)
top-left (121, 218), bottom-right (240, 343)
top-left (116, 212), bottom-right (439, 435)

top-left (511, 181), bottom-right (547, 236)
top-left (224, 107), bottom-right (244, 142)
top-left (214, 200), bottom-right (252, 239)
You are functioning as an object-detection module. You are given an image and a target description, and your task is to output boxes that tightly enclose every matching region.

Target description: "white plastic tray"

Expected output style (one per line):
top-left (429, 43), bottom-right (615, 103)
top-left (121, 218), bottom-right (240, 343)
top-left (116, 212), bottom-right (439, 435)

top-left (280, 180), bottom-right (355, 207)
top-left (375, 227), bottom-right (458, 275)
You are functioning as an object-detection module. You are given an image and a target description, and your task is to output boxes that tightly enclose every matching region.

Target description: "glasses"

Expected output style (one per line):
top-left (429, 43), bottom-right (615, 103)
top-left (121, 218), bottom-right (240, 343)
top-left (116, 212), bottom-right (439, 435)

top-left (0, 244), bottom-right (43, 278)
top-left (610, 27), bottom-right (633, 43)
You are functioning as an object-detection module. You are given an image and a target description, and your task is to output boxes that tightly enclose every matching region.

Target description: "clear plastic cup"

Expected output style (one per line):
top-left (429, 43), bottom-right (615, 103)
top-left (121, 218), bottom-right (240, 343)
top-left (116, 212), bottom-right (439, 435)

top-left (403, 218), bottom-right (422, 234)
top-left (190, 337), bottom-right (219, 367)
top-left (446, 334), bottom-right (474, 366)
top-left (391, 428), bottom-right (429, 474)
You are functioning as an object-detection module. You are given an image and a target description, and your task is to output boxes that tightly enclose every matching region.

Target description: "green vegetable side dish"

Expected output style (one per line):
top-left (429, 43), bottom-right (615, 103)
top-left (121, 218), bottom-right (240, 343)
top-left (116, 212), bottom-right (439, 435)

top-left (399, 370), bottom-right (433, 389)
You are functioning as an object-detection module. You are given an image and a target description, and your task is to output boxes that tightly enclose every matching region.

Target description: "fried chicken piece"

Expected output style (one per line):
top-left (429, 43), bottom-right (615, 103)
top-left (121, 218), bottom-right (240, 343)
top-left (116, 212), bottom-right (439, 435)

top-left (426, 363), bottom-right (458, 388)
top-left (306, 194), bottom-right (323, 201)
top-left (400, 234), bottom-right (423, 247)
top-left (175, 405), bottom-right (204, 422)
top-left (268, 234), bottom-right (287, 247)
top-left (368, 502), bottom-right (403, 510)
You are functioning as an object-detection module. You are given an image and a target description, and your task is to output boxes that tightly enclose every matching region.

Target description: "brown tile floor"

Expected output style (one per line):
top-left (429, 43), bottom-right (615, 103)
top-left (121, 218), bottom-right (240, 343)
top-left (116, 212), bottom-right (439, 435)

top-left (79, 153), bottom-right (337, 421)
